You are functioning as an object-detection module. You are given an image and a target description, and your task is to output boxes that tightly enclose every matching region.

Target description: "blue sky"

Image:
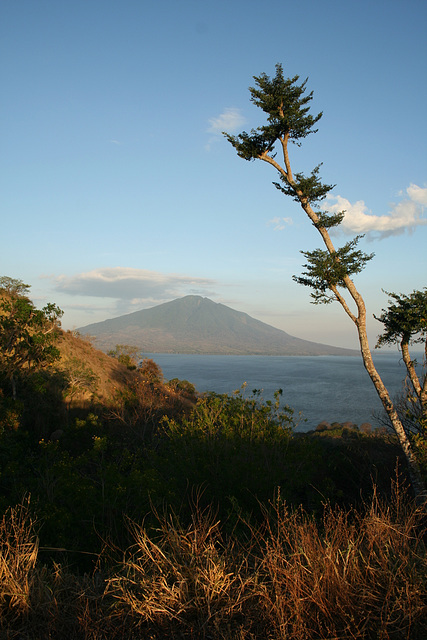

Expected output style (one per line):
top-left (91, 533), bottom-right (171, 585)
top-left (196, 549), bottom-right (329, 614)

top-left (1, 0), bottom-right (426, 349)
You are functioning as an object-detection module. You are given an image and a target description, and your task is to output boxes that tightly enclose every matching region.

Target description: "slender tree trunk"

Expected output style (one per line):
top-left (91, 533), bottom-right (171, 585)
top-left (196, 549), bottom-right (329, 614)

top-left (400, 340), bottom-right (427, 414)
top-left (401, 340), bottom-right (422, 397)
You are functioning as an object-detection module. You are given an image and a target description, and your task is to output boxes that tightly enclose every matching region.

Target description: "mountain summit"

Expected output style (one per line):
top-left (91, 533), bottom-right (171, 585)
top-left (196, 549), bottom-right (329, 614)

top-left (78, 295), bottom-right (357, 356)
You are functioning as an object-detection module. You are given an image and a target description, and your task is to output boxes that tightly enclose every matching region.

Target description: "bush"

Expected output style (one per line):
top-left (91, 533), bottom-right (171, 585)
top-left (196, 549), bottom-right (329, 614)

top-left (167, 377), bottom-right (196, 398)
top-left (139, 358), bottom-right (163, 384)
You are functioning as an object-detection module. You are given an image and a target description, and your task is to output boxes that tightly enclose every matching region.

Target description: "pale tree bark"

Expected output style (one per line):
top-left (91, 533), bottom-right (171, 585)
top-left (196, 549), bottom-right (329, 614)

top-left (260, 141), bottom-right (426, 501)
top-left (400, 339), bottom-right (427, 408)
top-left (401, 341), bottom-right (421, 397)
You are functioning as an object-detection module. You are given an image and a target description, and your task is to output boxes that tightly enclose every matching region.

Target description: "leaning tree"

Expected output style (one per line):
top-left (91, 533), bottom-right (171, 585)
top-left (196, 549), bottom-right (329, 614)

top-left (224, 64), bottom-right (425, 498)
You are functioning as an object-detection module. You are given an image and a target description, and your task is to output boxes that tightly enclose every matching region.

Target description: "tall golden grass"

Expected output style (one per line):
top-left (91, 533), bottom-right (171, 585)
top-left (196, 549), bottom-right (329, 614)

top-left (1, 482), bottom-right (426, 639)
top-left (258, 481), bottom-right (426, 639)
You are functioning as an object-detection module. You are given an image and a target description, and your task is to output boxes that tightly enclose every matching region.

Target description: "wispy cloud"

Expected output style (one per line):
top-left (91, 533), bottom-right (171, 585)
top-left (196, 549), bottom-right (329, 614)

top-left (207, 108), bottom-right (247, 135)
top-left (54, 267), bottom-right (216, 310)
top-left (326, 183), bottom-right (427, 239)
top-left (268, 216), bottom-right (293, 231)
top-left (206, 108), bottom-right (247, 150)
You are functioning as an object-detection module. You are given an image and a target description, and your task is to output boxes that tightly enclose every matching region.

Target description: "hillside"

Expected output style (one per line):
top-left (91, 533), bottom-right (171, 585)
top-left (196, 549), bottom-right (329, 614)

top-left (78, 295), bottom-right (357, 356)
top-left (57, 330), bottom-right (137, 404)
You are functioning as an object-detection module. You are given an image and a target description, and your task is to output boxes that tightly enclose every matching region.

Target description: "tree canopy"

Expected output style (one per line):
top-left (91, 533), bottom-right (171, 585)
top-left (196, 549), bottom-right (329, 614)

top-left (224, 64), bottom-right (374, 306)
top-left (376, 289), bottom-right (427, 349)
top-left (376, 288), bottom-right (427, 418)
top-left (0, 277), bottom-right (63, 398)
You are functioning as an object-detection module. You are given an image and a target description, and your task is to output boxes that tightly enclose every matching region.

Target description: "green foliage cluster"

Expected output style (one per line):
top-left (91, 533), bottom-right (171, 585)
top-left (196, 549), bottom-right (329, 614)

top-left (376, 288), bottom-right (427, 348)
top-left (294, 239), bottom-right (374, 304)
top-left (167, 377), bottom-right (196, 397)
top-left (163, 387), bottom-right (293, 441)
top-left (273, 163), bottom-right (334, 204)
top-left (224, 63), bottom-right (323, 158)
top-left (0, 278), bottom-right (63, 399)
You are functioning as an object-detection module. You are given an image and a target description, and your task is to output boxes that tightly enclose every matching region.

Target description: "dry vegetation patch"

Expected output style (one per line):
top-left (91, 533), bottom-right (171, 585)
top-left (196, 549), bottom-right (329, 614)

top-left (57, 331), bottom-right (136, 405)
top-left (106, 506), bottom-right (256, 636)
top-left (258, 483), bottom-right (427, 639)
top-left (3, 485), bottom-right (424, 639)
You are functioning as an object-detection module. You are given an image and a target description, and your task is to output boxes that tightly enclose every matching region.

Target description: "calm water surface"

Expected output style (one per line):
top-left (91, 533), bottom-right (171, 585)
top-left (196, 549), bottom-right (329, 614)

top-left (145, 352), bottom-right (424, 431)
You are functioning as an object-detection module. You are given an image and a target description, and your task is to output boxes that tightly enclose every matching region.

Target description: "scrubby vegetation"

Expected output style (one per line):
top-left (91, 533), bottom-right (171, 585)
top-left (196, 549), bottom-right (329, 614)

top-left (1, 280), bottom-right (426, 638)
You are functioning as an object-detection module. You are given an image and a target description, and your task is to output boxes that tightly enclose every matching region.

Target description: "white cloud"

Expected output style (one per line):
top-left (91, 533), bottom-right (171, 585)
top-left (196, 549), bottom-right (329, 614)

top-left (407, 183), bottom-right (427, 205)
top-left (326, 183), bottom-right (427, 239)
top-left (54, 267), bottom-right (216, 304)
top-left (205, 108), bottom-right (247, 151)
top-left (207, 108), bottom-right (247, 135)
top-left (268, 216), bottom-right (293, 231)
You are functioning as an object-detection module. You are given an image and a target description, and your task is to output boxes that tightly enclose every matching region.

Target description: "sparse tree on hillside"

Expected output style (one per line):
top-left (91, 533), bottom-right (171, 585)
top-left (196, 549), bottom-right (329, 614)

top-left (224, 64), bottom-right (425, 498)
top-left (0, 276), bottom-right (30, 297)
top-left (60, 356), bottom-right (99, 404)
top-left (139, 358), bottom-right (163, 384)
top-left (107, 344), bottom-right (140, 370)
top-left (0, 277), bottom-right (63, 399)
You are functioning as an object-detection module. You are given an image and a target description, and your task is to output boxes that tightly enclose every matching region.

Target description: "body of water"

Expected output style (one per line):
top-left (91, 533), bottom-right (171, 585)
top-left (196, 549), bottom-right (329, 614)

top-left (144, 352), bottom-right (423, 431)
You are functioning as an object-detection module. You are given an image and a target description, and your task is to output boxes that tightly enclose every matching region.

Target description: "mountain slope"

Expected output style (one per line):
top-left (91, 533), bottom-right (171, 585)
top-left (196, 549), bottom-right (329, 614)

top-left (78, 295), bottom-right (357, 356)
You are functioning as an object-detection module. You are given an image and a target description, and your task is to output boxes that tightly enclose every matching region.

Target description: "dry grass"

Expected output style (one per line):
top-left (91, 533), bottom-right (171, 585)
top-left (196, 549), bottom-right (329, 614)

top-left (1, 483), bottom-right (426, 639)
top-left (0, 498), bottom-right (38, 624)
top-left (259, 481), bottom-right (427, 639)
top-left (0, 499), bottom-right (104, 639)
top-left (106, 504), bottom-right (256, 637)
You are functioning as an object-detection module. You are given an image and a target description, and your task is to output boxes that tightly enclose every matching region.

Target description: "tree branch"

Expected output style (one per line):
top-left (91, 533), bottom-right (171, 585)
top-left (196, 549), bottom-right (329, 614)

top-left (260, 151), bottom-right (289, 182)
top-left (329, 284), bottom-right (358, 324)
